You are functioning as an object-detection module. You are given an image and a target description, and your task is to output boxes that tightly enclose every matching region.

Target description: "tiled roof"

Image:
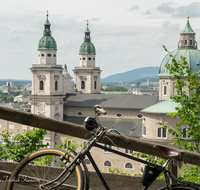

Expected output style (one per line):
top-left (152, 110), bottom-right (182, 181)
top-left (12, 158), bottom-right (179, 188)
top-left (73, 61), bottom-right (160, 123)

top-left (64, 93), bottom-right (159, 110)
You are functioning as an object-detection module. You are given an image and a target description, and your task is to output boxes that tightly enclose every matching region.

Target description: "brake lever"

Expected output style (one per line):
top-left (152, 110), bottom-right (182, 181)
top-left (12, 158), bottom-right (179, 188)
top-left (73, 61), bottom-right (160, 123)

top-left (104, 135), bottom-right (119, 150)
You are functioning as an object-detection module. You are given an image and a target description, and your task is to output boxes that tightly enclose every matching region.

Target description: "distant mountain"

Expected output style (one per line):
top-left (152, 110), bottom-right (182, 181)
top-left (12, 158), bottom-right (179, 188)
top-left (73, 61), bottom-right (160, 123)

top-left (101, 67), bottom-right (159, 83)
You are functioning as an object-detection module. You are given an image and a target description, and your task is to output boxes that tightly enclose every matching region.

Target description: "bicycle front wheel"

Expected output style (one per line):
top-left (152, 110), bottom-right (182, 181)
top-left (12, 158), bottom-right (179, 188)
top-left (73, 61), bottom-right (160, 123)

top-left (159, 184), bottom-right (200, 190)
top-left (6, 149), bottom-right (84, 190)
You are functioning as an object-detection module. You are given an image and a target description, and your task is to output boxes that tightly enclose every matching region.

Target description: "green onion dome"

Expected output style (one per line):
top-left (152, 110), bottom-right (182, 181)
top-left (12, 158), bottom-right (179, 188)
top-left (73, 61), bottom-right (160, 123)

top-left (38, 14), bottom-right (57, 50)
top-left (79, 24), bottom-right (96, 55)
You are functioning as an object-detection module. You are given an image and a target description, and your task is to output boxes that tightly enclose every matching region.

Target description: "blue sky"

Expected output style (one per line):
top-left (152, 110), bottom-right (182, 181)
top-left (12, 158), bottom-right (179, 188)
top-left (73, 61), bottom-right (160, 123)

top-left (1, 0), bottom-right (200, 79)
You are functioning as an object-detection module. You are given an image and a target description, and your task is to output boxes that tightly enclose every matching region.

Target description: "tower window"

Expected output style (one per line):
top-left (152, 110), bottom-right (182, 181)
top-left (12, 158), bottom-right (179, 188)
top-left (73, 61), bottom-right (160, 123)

top-left (54, 54), bottom-right (56, 57)
top-left (185, 40), bottom-right (187, 45)
top-left (41, 54), bottom-right (45, 57)
top-left (93, 58), bottom-right (95, 60)
top-left (88, 57), bottom-right (91, 60)
top-left (190, 40), bottom-right (192, 45)
top-left (55, 81), bottom-right (58, 90)
top-left (47, 54), bottom-right (51, 57)
top-left (94, 81), bottom-right (97, 89)
top-left (143, 125), bottom-right (146, 136)
top-left (81, 81), bottom-right (85, 89)
top-left (40, 81), bottom-right (44, 90)
top-left (83, 57), bottom-right (86, 60)
top-left (164, 86), bottom-right (167, 95)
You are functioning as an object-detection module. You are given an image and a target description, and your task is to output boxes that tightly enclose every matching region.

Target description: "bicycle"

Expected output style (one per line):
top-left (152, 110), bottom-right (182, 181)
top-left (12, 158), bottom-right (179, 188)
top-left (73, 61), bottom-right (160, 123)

top-left (6, 105), bottom-right (200, 190)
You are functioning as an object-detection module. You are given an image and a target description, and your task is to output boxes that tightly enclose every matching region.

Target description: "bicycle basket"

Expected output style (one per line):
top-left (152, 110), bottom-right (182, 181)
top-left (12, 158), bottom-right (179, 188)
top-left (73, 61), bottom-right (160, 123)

top-left (141, 165), bottom-right (161, 186)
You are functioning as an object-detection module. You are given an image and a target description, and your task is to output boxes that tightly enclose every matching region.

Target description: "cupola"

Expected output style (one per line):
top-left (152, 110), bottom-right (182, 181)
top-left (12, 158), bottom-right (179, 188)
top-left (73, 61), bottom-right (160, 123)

top-left (79, 22), bottom-right (96, 55)
top-left (38, 11), bottom-right (57, 51)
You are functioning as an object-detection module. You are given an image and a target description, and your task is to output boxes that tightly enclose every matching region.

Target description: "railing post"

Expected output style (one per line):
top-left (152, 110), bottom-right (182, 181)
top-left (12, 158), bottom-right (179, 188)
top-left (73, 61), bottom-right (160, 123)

top-left (168, 162), bottom-right (177, 184)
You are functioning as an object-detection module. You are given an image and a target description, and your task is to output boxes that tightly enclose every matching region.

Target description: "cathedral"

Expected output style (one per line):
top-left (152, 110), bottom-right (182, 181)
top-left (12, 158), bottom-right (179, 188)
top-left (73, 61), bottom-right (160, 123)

top-left (28, 12), bottom-right (200, 175)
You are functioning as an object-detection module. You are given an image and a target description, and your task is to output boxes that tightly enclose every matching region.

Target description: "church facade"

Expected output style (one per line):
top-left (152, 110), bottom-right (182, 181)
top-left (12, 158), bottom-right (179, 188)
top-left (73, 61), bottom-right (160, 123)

top-left (27, 13), bottom-right (200, 175)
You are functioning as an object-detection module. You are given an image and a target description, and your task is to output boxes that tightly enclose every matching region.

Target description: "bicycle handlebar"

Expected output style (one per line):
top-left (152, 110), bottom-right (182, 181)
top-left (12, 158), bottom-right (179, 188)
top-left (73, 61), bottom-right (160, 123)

top-left (94, 105), bottom-right (130, 143)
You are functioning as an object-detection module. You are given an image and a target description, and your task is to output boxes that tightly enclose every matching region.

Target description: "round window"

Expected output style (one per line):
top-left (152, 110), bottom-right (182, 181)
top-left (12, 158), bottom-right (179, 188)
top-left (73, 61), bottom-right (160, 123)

top-left (88, 57), bottom-right (91, 60)
top-left (93, 58), bottom-right (95, 60)
top-left (47, 54), bottom-right (51, 57)
top-left (38, 54), bottom-right (40, 57)
top-left (77, 112), bottom-right (82, 116)
top-left (116, 113), bottom-right (122, 118)
top-left (54, 54), bottom-right (56, 57)
top-left (83, 57), bottom-right (86, 60)
top-left (137, 114), bottom-right (143, 118)
top-left (41, 54), bottom-right (45, 57)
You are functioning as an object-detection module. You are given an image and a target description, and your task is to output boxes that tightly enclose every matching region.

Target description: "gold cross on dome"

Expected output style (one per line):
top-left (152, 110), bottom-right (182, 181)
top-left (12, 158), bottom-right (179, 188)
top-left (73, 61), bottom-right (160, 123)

top-left (87, 20), bottom-right (89, 25)
top-left (187, 12), bottom-right (189, 20)
top-left (46, 10), bottom-right (49, 16)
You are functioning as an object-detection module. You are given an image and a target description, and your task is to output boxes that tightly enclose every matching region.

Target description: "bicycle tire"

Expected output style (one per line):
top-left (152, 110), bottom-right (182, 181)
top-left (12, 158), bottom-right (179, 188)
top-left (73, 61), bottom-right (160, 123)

top-left (6, 149), bottom-right (84, 190)
top-left (159, 184), bottom-right (200, 190)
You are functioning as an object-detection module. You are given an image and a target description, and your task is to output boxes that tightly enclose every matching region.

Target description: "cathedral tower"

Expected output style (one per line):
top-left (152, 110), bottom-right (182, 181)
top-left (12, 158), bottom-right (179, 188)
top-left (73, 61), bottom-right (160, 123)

top-left (73, 22), bottom-right (101, 93)
top-left (158, 14), bottom-right (200, 100)
top-left (30, 12), bottom-right (64, 121)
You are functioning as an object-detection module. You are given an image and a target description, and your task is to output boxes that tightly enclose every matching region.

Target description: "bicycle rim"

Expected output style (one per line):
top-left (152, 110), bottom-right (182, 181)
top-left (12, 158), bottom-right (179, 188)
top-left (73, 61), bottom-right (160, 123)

top-left (6, 149), bottom-right (84, 190)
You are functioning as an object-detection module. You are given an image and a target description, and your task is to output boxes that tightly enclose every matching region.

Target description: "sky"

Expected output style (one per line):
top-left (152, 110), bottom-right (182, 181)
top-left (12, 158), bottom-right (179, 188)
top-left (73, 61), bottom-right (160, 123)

top-left (1, 0), bottom-right (200, 80)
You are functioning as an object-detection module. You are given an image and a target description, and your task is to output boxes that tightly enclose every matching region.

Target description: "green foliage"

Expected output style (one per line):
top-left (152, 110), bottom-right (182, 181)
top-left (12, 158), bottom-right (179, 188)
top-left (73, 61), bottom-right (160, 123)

top-left (109, 167), bottom-right (130, 176)
top-left (0, 128), bottom-right (49, 162)
top-left (101, 86), bottom-right (127, 92)
top-left (177, 165), bottom-right (200, 183)
top-left (162, 45), bottom-right (200, 153)
top-left (0, 93), bottom-right (14, 103)
top-left (57, 136), bottom-right (80, 153)
top-left (14, 92), bottom-right (20, 96)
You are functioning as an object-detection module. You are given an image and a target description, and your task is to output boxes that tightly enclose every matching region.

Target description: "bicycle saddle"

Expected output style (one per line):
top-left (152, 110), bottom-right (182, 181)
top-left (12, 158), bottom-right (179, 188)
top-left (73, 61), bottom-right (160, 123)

top-left (153, 145), bottom-right (185, 158)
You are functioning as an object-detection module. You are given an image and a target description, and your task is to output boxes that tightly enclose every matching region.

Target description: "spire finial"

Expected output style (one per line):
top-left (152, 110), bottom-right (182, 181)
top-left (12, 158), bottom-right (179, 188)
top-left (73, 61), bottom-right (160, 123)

top-left (87, 20), bottom-right (89, 25)
top-left (46, 10), bottom-right (49, 17)
top-left (187, 12), bottom-right (189, 20)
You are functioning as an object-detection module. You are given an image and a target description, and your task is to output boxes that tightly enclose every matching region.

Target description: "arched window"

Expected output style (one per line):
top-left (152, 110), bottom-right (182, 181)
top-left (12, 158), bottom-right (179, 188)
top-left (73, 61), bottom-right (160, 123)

top-left (157, 127), bottom-right (167, 138)
top-left (125, 162), bottom-right (133, 169)
top-left (81, 81), bottom-right (85, 89)
top-left (190, 40), bottom-right (192, 45)
top-left (164, 86), bottom-right (167, 95)
top-left (40, 81), bottom-right (44, 90)
top-left (55, 81), bottom-right (58, 90)
top-left (185, 40), bottom-right (187, 45)
top-left (94, 81), bottom-right (97, 89)
top-left (84, 159), bottom-right (90, 165)
top-left (104, 160), bottom-right (111, 167)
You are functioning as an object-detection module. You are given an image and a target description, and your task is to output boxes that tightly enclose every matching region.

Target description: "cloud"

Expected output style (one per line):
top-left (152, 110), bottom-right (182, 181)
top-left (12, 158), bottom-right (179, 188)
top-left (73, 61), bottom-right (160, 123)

top-left (91, 17), bottom-right (100, 22)
top-left (126, 5), bottom-right (139, 11)
top-left (173, 3), bottom-right (200, 18)
top-left (157, 2), bottom-right (175, 13)
top-left (157, 2), bottom-right (200, 18)
top-left (162, 21), bottom-right (180, 31)
top-left (142, 10), bottom-right (152, 15)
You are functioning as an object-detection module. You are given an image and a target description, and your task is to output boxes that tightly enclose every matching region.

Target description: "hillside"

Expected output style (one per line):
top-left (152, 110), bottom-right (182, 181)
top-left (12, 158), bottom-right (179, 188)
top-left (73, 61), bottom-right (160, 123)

top-left (101, 67), bottom-right (159, 83)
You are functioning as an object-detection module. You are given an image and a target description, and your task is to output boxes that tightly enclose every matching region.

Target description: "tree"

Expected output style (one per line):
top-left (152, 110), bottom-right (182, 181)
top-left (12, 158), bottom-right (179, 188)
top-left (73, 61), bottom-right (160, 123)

top-left (0, 128), bottom-right (49, 162)
top-left (163, 45), bottom-right (200, 153)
